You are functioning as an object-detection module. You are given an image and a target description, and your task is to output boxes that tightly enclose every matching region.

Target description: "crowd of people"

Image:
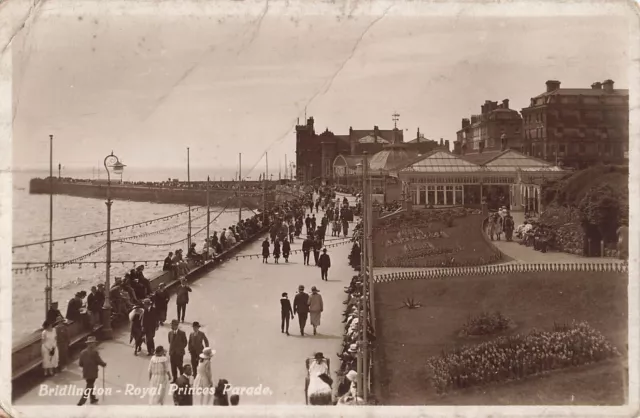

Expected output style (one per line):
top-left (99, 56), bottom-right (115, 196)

top-left (485, 206), bottom-right (516, 242)
top-left (49, 176), bottom-right (280, 192)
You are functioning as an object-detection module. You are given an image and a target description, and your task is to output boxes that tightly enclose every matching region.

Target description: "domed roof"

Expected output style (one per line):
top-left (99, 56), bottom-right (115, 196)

top-left (369, 144), bottom-right (419, 171)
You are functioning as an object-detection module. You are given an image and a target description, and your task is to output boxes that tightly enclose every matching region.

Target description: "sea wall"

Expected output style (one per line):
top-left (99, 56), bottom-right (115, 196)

top-left (29, 178), bottom-right (286, 209)
top-left (11, 229), bottom-right (266, 383)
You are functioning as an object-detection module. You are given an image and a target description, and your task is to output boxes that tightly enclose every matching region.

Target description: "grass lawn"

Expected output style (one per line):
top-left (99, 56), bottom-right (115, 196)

top-left (372, 271), bottom-right (628, 405)
top-left (373, 214), bottom-right (498, 267)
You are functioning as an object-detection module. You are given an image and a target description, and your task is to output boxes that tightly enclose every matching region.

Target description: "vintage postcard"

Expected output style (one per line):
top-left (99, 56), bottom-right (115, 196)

top-left (1, 0), bottom-right (638, 417)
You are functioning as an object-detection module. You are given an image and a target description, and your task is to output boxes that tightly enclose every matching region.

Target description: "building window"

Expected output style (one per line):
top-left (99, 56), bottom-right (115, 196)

top-left (427, 185), bottom-right (435, 204)
top-left (436, 186), bottom-right (445, 205)
top-left (445, 185), bottom-right (454, 205)
top-left (454, 185), bottom-right (463, 205)
top-left (419, 186), bottom-right (426, 205)
top-left (559, 144), bottom-right (566, 154)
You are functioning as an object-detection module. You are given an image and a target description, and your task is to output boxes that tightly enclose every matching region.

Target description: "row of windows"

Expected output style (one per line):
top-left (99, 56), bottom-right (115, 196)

top-left (408, 176), bottom-right (515, 184)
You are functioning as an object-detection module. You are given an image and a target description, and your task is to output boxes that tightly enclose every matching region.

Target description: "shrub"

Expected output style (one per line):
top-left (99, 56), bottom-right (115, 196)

top-left (427, 321), bottom-right (620, 394)
top-left (459, 311), bottom-right (512, 337)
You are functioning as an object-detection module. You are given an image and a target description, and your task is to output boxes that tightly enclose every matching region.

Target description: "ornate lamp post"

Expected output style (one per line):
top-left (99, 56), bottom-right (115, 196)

top-left (102, 152), bottom-right (125, 339)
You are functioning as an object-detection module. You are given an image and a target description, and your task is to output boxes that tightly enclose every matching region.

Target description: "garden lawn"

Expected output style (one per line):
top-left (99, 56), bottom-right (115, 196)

top-left (373, 213), bottom-right (498, 267)
top-left (373, 271), bottom-right (628, 405)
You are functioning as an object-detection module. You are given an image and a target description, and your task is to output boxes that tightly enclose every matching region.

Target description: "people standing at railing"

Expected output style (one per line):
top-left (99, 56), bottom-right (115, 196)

top-left (220, 229), bottom-right (228, 249)
top-left (66, 292), bottom-right (84, 322)
top-left (87, 286), bottom-right (102, 317)
top-left (163, 252), bottom-right (173, 271)
top-left (136, 265), bottom-right (152, 295)
top-left (41, 320), bottom-right (59, 376)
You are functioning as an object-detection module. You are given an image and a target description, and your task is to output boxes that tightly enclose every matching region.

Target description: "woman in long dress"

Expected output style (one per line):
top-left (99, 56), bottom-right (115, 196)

top-left (193, 347), bottom-right (215, 405)
top-left (307, 353), bottom-right (332, 405)
top-left (308, 287), bottom-right (323, 336)
top-left (41, 320), bottom-right (59, 376)
top-left (273, 240), bottom-right (281, 264)
top-left (148, 346), bottom-right (171, 405)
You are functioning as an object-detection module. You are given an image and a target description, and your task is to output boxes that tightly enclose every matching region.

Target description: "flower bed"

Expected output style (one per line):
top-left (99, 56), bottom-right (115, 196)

top-left (427, 321), bottom-right (620, 394)
top-left (459, 311), bottom-right (513, 337)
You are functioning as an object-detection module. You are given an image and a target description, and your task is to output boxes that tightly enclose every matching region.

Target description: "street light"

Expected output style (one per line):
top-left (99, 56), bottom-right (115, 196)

top-left (102, 151), bottom-right (125, 340)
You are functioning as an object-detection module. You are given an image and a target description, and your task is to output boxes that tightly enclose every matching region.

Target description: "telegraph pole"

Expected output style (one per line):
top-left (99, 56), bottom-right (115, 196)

top-left (206, 175), bottom-right (210, 261)
top-left (187, 147), bottom-right (191, 248)
top-left (238, 153), bottom-right (242, 223)
top-left (46, 135), bottom-right (54, 313)
top-left (262, 153), bottom-right (267, 224)
top-left (362, 151), bottom-right (369, 402)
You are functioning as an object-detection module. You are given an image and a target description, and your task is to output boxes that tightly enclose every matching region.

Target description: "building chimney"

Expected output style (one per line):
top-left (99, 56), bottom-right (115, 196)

top-left (502, 99), bottom-right (509, 109)
top-left (470, 115), bottom-right (479, 124)
top-left (439, 138), bottom-right (444, 146)
top-left (417, 127), bottom-right (420, 140)
top-left (602, 79), bottom-right (614, 93)
top-left (307, 117), bottom-right (314, 128)
top-left (349, 126), bottom-right (355, 155)
top-left (462, 118), bottom-right (470, 129)
top-left (445, 139), bottom-right (450, 151)
top-left (545, 80), bottom-right (561, 92)
top-left (392, 128), bottom-right (398, 144)
top-left (591, 82), bottom-right (602, 90)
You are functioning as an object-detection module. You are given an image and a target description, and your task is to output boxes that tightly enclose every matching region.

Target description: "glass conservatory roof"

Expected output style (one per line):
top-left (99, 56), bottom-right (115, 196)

top-left (401, 151), bottom-right (484, 173)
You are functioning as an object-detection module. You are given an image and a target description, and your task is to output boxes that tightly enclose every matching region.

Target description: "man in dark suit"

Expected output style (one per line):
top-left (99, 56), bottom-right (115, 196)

top-left (77, 336), bottom-right (106, 406)
top-left (153, 283), bottom-right (170, 325)
top-left (302, 237), bottom-right (312, 266)
top-left (142, 299), bottom-right (158, 356)
top-left (176, 279), bottom-right (192, 323)
top-left (168, 319), bottom-right (188, 383)
top-left (163, 252), bottom-right (174, 271)
top-left (318, 248), bottom-right (331, 281)
top-left (293, 285), bottom-right (310, 336)
top-left (173, 364), bottom-right (193, 405)
top-left (187, 321), bottom-right (209, 378)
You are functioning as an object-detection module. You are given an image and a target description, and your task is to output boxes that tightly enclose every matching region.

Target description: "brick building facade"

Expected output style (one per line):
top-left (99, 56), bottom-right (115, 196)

top-left (454, 99), bottom-right (523, 155)
top-left (521, 79), bottom-right (629, 168)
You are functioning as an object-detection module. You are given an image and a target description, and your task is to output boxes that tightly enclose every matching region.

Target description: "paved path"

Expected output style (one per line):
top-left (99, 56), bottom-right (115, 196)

top-left (13, 204), bottom-right (357, 406)
top-left (491, 211), bottom-right (621, 264)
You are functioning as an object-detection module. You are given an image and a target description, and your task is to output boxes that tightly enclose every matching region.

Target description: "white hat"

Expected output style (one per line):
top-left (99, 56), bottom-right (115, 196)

top-left (346, 370), bottom-right (358, 381)
top-left (348, 343), bottom-right (358, 353)
top-left (199, 347), bottom-right (216, 359)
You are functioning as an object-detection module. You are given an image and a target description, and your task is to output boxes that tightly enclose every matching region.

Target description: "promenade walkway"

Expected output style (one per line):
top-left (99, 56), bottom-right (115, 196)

top-left (13, 204), bottom-right (356, 406)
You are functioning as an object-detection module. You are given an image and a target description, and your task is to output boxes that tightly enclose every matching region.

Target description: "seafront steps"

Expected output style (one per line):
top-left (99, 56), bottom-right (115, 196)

top-left (11, 226), bottom-right (268, 384)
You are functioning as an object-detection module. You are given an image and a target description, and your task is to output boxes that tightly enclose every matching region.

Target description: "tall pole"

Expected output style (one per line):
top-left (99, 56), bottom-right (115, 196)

top-left (57, 163), bottom-right (61, 179)
top-left (238, 153), bottom-right (242, 223)
top-left (263, 153), bottom-right (267, 225)
top-left (368, 171), bottom-right (376, 332)
top-left (187, 147), bottom-right (192, 249)
top-left (206, 176), bottom-right (210, 261)
top-left (102, 152), bottom-right (120, 340)
top-left (46, 135), bottom-right (53, 313)
top-left (362, 152), bottom-right (369, 402)
top-left (285, 154), bottom-right (288, 180)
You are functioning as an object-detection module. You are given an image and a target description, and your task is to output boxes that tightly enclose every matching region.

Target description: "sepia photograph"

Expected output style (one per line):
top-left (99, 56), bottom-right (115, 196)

top-left (1, 0), bottom-right (638, 416)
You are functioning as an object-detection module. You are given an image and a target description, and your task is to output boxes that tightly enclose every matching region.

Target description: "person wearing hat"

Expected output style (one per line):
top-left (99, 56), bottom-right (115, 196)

top-left (173, 363), bottom-right (194, 405)
top-left (176, 278), bottom-right (192, 323)
top-left (308, 286), bottom-right (324, 335)
top-left (148, 346), bottom-right (171, 405)
top-left (45, 301), bottom-right (64, 325)
top-left (66, 292), bottom-right (84, 322)
top-left (280, 293), bottom-right (294, 335)
top-left (136, 265), bottom-right (152, 296)
top-left (41, 320), bottom-right (59, 376)
top-left (129, 305), bottom-right (145, 355)
top-left (188, 321), bottom-right (210, 377)
top-left (193, 347), bottom-right (215, 405)
top-left (293, 285), bottom-right (310, 336)
top-left (503, 210), bottom-right (515, 242)
top-left (142, 298), bottom-right (159, 356)
top-left (282, 238), bottom-right (291, 263)
top-left (153, 283), bottom-right (170, 326)
top-left (77, 336), bottom-right (106, 406)
top-left (318, 248), bottom-right (331, 281)
top-left (336, 370), bottom-right (357, 400)
top-left (307, 352), bottom-right (332, 405)
top-left (168, 319), bottom-right (188, 383)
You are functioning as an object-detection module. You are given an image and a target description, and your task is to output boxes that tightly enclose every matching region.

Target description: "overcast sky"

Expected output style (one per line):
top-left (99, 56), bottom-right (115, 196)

top-left (10, 0), bottom-right (632, 178)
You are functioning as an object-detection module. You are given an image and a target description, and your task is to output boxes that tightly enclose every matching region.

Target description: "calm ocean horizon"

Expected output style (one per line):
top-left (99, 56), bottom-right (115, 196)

top-left (11, 170), bottom-right (246, 343)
